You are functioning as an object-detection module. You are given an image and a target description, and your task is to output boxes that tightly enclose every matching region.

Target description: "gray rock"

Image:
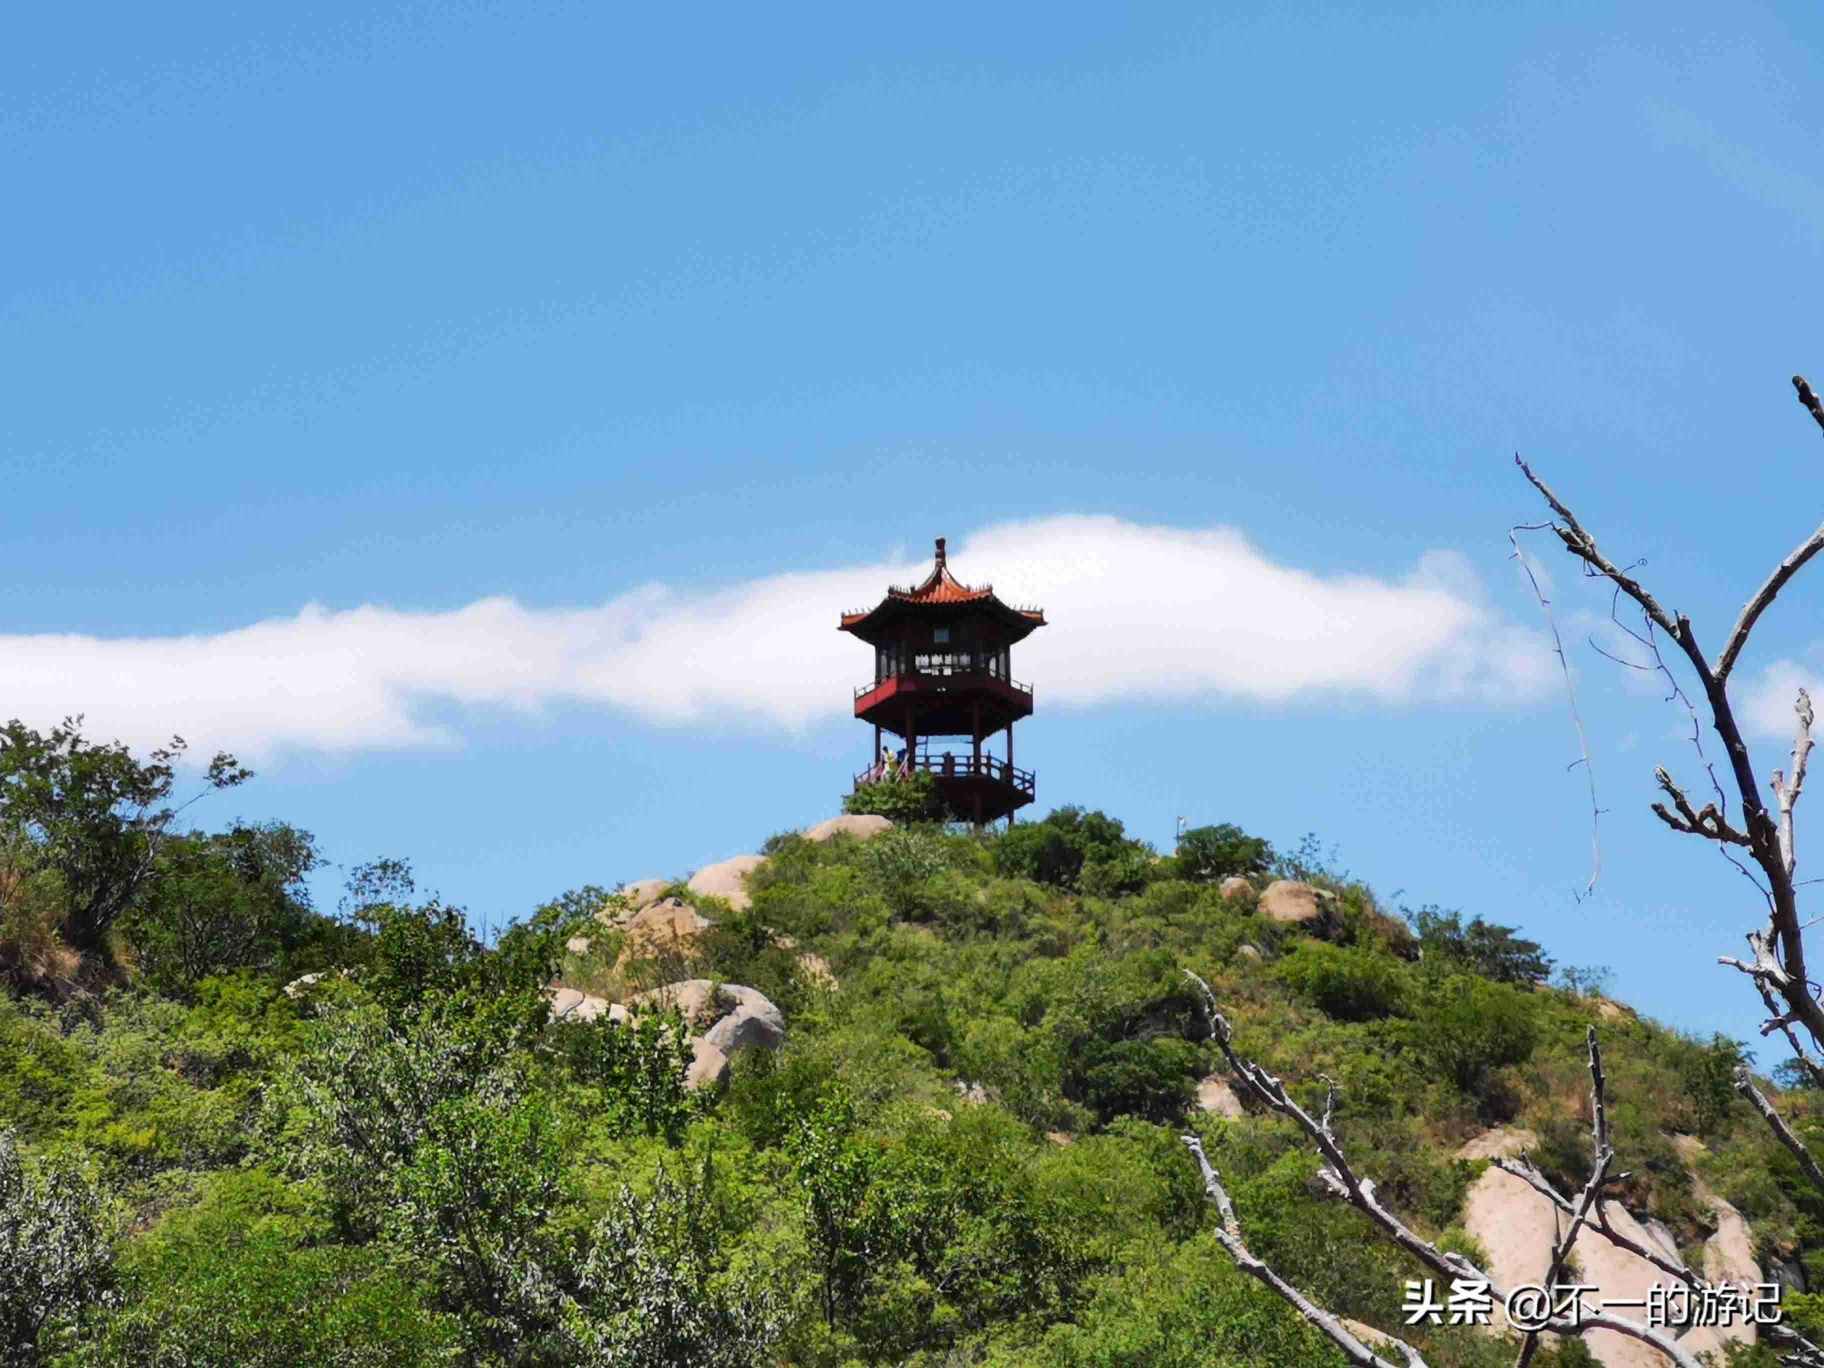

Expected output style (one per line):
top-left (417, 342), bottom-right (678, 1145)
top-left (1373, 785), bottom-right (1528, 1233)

top-left (703, 1002), bottom-right (787, 1055)
top-left (628, 979), bottom-right (785, 1057)
top-left (546, 987), bottom-right (619, 1024)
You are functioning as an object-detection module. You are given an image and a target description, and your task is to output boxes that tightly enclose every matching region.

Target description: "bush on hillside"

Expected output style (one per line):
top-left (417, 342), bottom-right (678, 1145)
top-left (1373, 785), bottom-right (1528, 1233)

top-left (842, 771), bottom-right (951, 824)
top-left (1173, 823), bottom-right (1273, 883)
top-left (1408, 905), bottom-right (1553, 986)
top-left (0, 1126), bottom-right (113, 1364)
top-left (118, 823), bottom-right (330, 996)
top-left (1274, 942), bottom-right (1407, 1022)
top-left (995, 807), bottom-right (1157, 894)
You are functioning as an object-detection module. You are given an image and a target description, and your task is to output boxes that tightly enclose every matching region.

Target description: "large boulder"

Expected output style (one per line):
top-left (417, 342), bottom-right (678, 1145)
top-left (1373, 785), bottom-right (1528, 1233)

top-left (612, 897), bottom-right (713, 974)
top-left (686, 1037), bottom-right (730, 1090)
top-left (619, 878), bottom-right (670, 912)
top-left (1195, 1074), bottom-right (1245, 1118)
top-left (546, 987), bottom-right (626, 1025)
top-left (687, 855), bottom-right (765, 911)
top-left (625, 979), bottom-right (784, 1089)
top-left (628, 979), bottom-right (785, 1053)
top-left (804, 814), bottom-right (893, 843)
top-left (1219, 876), bottom-right (1255, 901)
top-left (1457, 1126), bottom-right (1717, 1366)
top-left (1257, 880), bottom-right (1337, 934)
top-left (1674, 1135), bottom-right (1761, 1359)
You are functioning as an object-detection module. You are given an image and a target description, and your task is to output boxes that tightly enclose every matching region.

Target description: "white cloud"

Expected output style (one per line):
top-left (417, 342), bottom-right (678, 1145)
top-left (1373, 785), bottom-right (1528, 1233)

top-left (1, 514), bottom-right (1552, 760)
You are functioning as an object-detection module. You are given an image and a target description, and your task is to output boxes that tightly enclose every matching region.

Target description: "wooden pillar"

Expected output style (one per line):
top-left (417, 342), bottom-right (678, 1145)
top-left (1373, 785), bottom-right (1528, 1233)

top-left (906, 702), bottom-right (916, 775)
top-left (873, 723), bottom-right (881, 774)
top-left (1005, 723), bottom-right (1015, 825)
top-left (971, 700), bottom-right (981, 775)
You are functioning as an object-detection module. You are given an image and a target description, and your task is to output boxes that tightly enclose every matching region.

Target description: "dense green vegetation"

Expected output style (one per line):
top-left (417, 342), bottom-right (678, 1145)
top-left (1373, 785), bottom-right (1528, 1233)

top-left (2, 719), bottom-right (1819, 1364)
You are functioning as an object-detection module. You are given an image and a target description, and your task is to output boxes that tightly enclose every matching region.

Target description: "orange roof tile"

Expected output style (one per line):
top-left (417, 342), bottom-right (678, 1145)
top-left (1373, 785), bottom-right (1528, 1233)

top-left (839, 538), bottom-right (1045, 636)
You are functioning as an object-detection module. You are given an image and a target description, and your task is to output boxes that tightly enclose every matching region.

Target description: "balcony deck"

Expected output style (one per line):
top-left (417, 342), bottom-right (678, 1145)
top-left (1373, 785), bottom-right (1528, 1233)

top-left (853, 668), bottom-right (1034, 736)
top-left (852, 751), bottom-right (1035, 822)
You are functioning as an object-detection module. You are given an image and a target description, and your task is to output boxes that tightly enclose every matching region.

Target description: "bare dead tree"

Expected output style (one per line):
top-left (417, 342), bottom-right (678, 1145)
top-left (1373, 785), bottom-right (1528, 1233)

top-left (1507, 380), bottom-right (1824, 1366)
top-left (1181, 972), bottom-right (1705, 1367)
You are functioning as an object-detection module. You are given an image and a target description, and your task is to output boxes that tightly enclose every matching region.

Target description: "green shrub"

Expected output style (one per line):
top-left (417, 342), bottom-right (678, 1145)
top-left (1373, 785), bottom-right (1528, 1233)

top-left (1274, 943), bottom-right (1407, 1022)
top-left (67, 1168), bottom-right (453, 1367)
top-left (0, 1128), bottom-right (112, 1365)
top-left (1175, 823), bottom-right (1273, 883)
top-left (1408, 906), bottom-right (1552, 986)
top-left (1410, 975), bottom-right (1540, 1100)
top-left (843, 771), bottom-right (950, 824)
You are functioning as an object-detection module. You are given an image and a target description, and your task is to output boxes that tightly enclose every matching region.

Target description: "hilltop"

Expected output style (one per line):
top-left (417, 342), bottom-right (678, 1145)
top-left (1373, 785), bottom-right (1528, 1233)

top-left (3, 751), bottom-right (1821, 1364)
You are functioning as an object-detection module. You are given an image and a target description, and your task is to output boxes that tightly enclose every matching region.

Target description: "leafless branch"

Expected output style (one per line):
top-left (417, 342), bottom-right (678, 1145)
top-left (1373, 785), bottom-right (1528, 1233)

top-left (1487, 1155), bottom-right (1696, 1292)
top-left (1792, 374), bottom-right (1824, 436)
top-left (1518, 454), bottom-right (1824, 1064)
top-left (1513, 1029), bottom-right (1613, 1368)
top-left (1183, 973), bottom-right (1702, 1367)
top-left (1773, 691), bottom-right (1816, 879)
top-left (1181, 1135), bottom-right (1426, 1368)
top-left (1736, 1065), bottom-right (1824, 1192)
top-left (1651, 767), bottom-right (1751, 846)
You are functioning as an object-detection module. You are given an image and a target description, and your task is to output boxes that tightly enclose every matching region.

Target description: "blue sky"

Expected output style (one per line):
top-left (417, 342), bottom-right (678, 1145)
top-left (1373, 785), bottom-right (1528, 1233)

top-left (7, 2), bottom-right (1824, 1046)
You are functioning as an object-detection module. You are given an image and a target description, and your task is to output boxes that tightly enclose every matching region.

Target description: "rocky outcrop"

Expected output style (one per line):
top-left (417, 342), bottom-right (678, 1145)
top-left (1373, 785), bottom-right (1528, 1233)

top-left (687, 854), bottom-right (766, 911)
top-left (1456, 1127), bottom-right (1760, 1366)
top-left (1257, 880), bottom-right (1337, 934)
top-left (804, 814), bottom-right (893, 843)
top-left (546, 986), bottom-right (625, 1024)
top-left (618, 878), bottom-right (670, 912)
top-left (611, 897), bottom-right (713, 974)
top-left (283, 969), bottom-right (352, 999)
top-left (283, 971), bottom-right (327, 998)
top-left (1195, 1074), bottom-right (1245, 1118)
top-left (625, 979), bottom-right (786, 1089)
top-left (1219, 876), bottom-right (1255, 901)
top-left (1673, 1135), bottom-right (1760, 1360)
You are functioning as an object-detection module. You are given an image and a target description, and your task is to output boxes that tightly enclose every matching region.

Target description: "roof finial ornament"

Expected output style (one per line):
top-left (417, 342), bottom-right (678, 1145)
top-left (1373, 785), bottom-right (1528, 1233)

top-left (935, 536), bottom-right (947, 569)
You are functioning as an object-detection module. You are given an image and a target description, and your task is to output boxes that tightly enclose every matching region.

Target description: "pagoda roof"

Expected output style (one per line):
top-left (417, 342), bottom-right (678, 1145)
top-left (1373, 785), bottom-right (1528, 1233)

top-left (839, 538), bottom-right (1046, 641)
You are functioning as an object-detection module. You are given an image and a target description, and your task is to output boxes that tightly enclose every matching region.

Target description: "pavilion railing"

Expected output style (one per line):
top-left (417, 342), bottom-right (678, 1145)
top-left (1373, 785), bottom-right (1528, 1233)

top-left (852, 751), bottom-right (1035, 797)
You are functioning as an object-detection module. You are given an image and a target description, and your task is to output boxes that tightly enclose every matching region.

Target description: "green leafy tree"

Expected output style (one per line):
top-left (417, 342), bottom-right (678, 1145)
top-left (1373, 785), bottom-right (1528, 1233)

top-left (843, 770), bottom-right (950, 823)
top-left (0, 1127), bottom-right (113, 1365)
top-left (1174, 823), bottom-right (1273, 883)
top-left (564, 1162), bottom-right (779, 1366)
top-left (789, 1091), bottom-right (882, 1326)
top-left (119, 823), bottom-right (322, 994)
top-left (554, 1006), bottom-right (698, 1143)
top-left (995, 806), bottom-right (1156, 892)
top-left (1408, 905), bottom-right (1554, 986)
top-left (1411, 974), bottom-right (1540, 1097)
top-left (66, 1169), bottom-right (454, 1366)
top-left (274, 999), bottom-right (569, 1356)
top-left (0, 717), bottom-right (249, 958)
